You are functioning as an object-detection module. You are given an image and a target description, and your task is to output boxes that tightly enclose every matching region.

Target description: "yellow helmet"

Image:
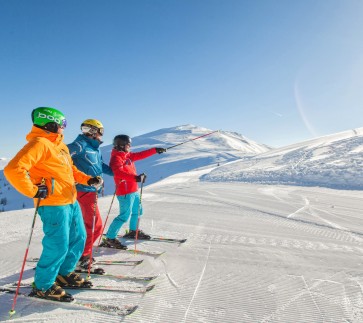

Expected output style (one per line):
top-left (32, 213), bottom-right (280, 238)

top-left (81, 119), bottom-right (104, 136)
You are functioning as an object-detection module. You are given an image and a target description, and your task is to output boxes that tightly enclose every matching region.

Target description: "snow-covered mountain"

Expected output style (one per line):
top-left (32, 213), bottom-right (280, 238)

top-left (0, 125), bottom-right (269, 211)
top-left (203, 127), bottom-right (363, 190)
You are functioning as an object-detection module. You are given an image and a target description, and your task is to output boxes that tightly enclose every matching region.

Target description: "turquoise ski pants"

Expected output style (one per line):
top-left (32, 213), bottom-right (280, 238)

top-left (106, 192), bottom-right (143, 239)
top-left (34, 202), bottom-right (86, 290)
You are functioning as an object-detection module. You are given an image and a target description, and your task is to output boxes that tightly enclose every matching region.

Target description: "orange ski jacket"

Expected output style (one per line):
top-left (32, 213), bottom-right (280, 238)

top-left (4, 126), bottom-right (92, 207)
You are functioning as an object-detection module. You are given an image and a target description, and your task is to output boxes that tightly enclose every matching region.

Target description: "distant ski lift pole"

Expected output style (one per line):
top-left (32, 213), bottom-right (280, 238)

top-left (166, 130), bottom-right (219, 150)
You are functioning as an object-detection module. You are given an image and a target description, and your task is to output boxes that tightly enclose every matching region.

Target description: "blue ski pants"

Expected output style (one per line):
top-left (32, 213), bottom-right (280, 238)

top-left (34, 201), bottom-right (86, 290)
top-left (106, 192), bottom-right (143, 239)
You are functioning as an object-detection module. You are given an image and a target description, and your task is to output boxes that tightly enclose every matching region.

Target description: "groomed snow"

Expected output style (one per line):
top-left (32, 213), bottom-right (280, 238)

top-left (1, 169), bottom-right (363, 322)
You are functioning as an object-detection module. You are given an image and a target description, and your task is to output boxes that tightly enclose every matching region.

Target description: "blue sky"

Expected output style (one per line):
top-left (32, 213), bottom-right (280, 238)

top-left (1, 0), bottom-right (363, 157)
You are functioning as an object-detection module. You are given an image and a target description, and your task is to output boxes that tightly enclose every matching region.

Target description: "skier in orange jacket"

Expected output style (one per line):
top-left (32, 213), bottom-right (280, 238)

top-left (4, 107), bottom-right (102, 302)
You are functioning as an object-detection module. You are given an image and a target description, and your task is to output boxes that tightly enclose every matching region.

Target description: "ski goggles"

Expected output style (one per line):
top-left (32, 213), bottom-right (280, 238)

top-left (60, 119), bottom-right (67, 129)
top-left (81, 125), bottom-right (104, 136)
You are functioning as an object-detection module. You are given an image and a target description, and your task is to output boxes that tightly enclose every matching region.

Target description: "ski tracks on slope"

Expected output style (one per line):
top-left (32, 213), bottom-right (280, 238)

top-left (287, 193), bottom-right (363, 245)
top-left (159, 187), bottom-right (363, 250)
top-left (259, 271), bottom-right (363, 323)
top-left (181, 242), bottom-right (212, 323)
top-left (287, 196), bottom-right (310, 219)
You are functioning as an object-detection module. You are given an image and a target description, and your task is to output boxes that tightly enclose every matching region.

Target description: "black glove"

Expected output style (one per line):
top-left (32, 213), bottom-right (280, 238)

top-left (135, 173), bottom-right (147, 183)
top-left (87, 176), bottom-right (103, 187)
top-left (155, 147), bottom-right (167, 154)
top-left (34, 184), bottom-right (48, 199)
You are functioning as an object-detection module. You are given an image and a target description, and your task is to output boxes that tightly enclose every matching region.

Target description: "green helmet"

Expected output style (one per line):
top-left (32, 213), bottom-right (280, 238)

top-left (31, 107), bottom-right (67, 129)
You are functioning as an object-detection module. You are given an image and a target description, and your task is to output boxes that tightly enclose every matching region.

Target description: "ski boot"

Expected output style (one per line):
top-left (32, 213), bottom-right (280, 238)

top-left (56, 271), bottom-right (93, 288)
top-left (29, 283), bottom-right (74, 302)
top-left (124, 229), bottom-right (151, 240)
top-left (99, 237), bottom-right (128, 250)
top-left (76, 255), bottom-right (105, 275)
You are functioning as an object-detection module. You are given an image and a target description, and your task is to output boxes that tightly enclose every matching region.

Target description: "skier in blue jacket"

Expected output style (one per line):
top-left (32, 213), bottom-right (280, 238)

top-left (68, 119), bottom-right (113, 272)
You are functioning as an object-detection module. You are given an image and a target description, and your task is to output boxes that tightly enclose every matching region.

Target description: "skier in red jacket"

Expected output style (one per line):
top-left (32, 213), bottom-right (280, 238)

top-left (100, 134), bottom-right (166, 249)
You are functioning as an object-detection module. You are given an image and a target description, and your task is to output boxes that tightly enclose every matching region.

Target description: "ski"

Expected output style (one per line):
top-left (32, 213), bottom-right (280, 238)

top-left (67, 284), bottom-right (155, 293)
top-left (13, 282), bottom-right (155, 294)
top-left (125, 249), bottom-right (165, 257)
top-left (98, 246), bottom-right (165, 257)
top-left (76, 269), bottom-right (159, 281)
top-left (148, 237), bottom-right (187, 243)
top-left (27, 257), bottom-right (143, 266)
top-left (120, 235), bottom-right (187, 244)
top-left (91, 259), bottom-right (143, 266)
top-left (0, 287), bottom-right (138, 316)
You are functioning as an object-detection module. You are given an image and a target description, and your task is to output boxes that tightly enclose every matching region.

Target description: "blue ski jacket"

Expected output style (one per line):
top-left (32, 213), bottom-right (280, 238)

top-left (68, 134), bottom-right (113, 192)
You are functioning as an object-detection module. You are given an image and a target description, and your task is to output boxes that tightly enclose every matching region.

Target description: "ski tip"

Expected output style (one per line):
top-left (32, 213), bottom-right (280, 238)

top-left (126, 305), bottom-right (139, 315)
top-left (146, 284), bottom-right (156, 292)
top-left (9, 309), bottom-right (16, 316)
top-left (155, 251), bottom-right (166, 258)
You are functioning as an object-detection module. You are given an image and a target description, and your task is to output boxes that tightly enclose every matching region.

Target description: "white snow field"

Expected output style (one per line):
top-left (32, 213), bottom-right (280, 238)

top-left (0, 169), bottom-right (363, 322)
top-left (1, 125), bottom-right (363, 322)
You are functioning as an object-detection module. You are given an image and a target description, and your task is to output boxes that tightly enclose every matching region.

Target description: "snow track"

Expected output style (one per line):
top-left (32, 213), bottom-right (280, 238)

top-left (1, 181), bottom-right (363, 322)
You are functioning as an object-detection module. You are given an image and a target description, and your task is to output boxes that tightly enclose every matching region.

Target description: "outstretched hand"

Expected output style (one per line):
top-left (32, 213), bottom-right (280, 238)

top-left (155, 147), bottom-right (167, 154)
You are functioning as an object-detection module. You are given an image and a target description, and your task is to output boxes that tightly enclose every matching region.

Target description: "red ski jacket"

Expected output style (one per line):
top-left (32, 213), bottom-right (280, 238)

top-left (109, 148), bottom-right (157, 195)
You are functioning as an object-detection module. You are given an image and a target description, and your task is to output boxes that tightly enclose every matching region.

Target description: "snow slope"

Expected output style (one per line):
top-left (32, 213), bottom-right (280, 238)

top-left (0, 169), bottom-right (363, 322)
top-left (203, 127), bottom-right (363, 190)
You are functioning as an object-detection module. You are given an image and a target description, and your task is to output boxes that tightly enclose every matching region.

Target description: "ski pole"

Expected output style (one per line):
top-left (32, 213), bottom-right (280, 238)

top-left (87, 192), bottom-right (98, 280)
top-left (96, 180), bottom-right (124, 249)
top-left (166, 130), bottom-right (219, 150)
top-left (134, 175), bottom-right (145, 255)
top-left (9, 197), bottom-right (41, 317)
top-left (96, 190), bottom-right (116, 248)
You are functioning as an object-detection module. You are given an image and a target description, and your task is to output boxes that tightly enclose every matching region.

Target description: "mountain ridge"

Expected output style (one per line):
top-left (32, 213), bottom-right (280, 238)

top-left (203, 127), bottom-right (363, 190)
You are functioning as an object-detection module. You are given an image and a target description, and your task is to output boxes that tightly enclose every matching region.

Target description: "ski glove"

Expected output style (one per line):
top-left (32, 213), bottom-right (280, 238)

top-left (87, 176), bottom-right (103, 189)
top-left (34, 184), bottom-right (48, 199)
top-left (155, 147), bottom-right (167, 154)
top-left (135, 173), bottom-right (147, 183)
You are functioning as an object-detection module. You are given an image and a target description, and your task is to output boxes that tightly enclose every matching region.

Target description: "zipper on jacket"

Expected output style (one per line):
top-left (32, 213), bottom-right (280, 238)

top-left (51, 178), bottom-right (55, 195)
top-left (60, 148), bottom-right (78, 202)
